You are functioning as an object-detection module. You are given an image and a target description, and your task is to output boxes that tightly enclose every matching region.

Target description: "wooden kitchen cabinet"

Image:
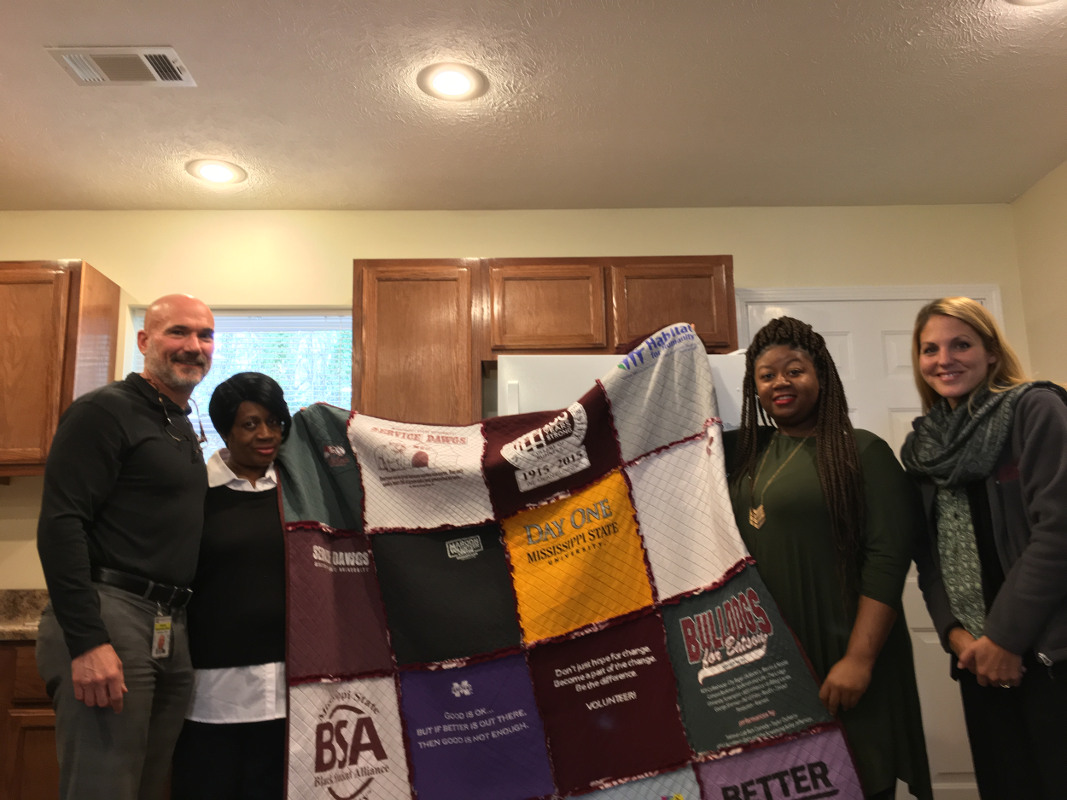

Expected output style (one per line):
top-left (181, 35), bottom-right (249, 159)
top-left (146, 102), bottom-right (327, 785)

top-left (0, 642), bottom-right (58, 800)
top-left (487, 256), bottom-right (737, 354)
top-left (488, 261), bottom-right (607, 350)
top-left (0, 261), bottom-right (121, 476)
top-left (609, 256), bottom-right (736, 352)
top-left (353, 256), bottom-right (735, 425)
top-left (354, 259), bottom-right (482, 426)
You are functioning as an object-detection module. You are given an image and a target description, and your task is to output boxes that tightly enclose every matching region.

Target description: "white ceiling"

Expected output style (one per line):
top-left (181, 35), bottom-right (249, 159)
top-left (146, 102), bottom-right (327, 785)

top-left (2, 0), bottom-right (1066, 211)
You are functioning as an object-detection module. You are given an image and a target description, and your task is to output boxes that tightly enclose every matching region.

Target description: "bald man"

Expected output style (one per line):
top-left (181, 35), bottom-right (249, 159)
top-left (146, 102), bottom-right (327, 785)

top-left (36, 294), bottom-right (215, 800)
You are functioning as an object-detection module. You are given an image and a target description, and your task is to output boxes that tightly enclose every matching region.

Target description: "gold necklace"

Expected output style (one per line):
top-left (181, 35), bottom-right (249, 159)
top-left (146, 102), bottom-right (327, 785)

top-left (748, 434), bottom-right (807, 530)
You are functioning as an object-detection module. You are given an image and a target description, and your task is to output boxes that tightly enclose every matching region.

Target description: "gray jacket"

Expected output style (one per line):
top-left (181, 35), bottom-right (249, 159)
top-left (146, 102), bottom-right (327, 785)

top-left (914, 385), bottom-right (1067, 666)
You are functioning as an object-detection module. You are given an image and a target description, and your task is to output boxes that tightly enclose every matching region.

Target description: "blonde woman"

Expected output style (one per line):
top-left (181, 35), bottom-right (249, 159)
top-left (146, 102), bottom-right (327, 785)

top-left (901, 297), bottom-right (1067, 798)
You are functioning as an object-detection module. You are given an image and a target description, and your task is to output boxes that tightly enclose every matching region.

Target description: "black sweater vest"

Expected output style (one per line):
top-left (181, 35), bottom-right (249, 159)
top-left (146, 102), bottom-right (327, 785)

top-left (187, 486), bottom-right (286, 669)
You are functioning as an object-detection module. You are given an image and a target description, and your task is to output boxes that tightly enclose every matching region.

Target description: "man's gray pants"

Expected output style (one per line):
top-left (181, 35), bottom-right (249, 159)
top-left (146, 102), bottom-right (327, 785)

top-left (36, 583), bottom-right (193, 800)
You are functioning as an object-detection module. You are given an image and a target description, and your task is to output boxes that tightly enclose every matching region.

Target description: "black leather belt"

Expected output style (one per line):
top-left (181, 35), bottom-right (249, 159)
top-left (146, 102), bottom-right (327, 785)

top-left (91, 567), bottom-right (193, 609)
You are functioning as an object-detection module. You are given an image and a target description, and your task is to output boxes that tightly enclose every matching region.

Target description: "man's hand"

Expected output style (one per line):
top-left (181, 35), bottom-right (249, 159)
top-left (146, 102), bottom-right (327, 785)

top-left (71, 644), bottom-right (127, 712)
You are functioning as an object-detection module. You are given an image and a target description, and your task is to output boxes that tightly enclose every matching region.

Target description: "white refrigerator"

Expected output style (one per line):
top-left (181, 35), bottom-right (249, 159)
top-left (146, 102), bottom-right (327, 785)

top-left (495, 352), bottom-right (748, 429)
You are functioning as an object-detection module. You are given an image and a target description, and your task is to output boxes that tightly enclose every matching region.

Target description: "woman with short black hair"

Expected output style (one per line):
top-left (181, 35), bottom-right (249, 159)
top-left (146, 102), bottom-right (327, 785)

top-left (172, 372), bottom-right (291, 799)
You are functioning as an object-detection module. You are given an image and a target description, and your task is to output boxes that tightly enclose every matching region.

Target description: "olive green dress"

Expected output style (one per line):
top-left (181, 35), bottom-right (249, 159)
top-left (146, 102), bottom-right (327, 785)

top-left (726, 429), bottom-right (932, 800)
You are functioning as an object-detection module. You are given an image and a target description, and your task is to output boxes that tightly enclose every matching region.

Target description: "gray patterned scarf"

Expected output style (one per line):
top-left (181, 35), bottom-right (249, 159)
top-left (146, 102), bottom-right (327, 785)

top-left (900, 383), bottom-right (1032, 636)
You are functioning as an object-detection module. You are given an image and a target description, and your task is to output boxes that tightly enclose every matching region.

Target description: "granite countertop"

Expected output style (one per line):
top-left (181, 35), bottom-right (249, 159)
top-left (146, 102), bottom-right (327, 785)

top-left (0, 590), bottom-right (48, 640)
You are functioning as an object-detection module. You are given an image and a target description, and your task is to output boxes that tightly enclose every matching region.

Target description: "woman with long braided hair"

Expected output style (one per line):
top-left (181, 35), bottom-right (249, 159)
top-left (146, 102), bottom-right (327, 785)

top-left (726, 316), bottom-right (931, 800)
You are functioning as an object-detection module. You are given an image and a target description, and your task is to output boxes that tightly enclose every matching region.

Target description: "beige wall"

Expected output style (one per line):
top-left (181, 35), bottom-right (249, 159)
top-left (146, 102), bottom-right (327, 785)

top-left (0, 477), bottom-right (46, 588)
top-left (0, 201), bottom-right (1037, 587)
top-left (0, 204), bottom-right (1022, 307)
top-left (1013, 158), bottom-right (1067, 383)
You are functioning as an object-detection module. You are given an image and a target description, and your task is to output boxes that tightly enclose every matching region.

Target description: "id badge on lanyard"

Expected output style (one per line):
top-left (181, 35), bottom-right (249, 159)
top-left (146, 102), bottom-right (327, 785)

top-left (152, 607), bottom-right (172, 659)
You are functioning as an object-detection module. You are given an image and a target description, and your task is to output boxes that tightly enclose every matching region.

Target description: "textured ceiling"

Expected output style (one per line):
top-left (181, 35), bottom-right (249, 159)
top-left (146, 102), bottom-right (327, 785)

top-left (1, 0), bottom-right (1066, 210)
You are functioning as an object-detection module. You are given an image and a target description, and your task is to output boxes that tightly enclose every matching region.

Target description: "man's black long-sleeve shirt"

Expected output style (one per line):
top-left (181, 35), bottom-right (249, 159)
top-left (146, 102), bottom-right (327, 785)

top-left (37, 373), bottom-right (207, 658)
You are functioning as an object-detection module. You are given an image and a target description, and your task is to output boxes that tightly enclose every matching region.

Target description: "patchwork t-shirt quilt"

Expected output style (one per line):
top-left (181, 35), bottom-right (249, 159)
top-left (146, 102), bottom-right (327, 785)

top-left (276, 322), bottom-right (862, 800)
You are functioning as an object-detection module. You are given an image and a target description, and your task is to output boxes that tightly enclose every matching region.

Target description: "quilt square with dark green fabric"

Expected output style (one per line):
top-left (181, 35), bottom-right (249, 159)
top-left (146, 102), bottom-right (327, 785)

top-left (662, 566), bottom-right (832, 753)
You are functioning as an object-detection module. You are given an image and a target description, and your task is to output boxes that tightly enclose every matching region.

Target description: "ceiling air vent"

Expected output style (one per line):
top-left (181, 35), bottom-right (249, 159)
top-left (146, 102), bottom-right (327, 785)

top-left (47, 47), bottom-right (196, 86)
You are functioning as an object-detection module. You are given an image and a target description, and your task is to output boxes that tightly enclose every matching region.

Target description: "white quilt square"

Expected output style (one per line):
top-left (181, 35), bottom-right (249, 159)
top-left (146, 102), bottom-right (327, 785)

top-left (600, 325), bottom-right (716, 463)
top-left (627, 427), bottom-right (748, 600)
top-left (349, 415), bottom-right (493, 531)
top-left (287, 677), bottom-right (410, 800)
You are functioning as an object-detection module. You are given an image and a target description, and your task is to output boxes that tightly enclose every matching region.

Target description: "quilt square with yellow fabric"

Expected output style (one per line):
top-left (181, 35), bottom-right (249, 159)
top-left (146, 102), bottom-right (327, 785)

top-left (503, 470), bottom-right (653, 643)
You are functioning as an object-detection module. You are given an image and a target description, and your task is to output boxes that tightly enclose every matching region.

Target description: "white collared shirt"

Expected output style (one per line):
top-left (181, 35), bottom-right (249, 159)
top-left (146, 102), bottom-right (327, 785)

top-left (187, 450), bottom-right (286, 723)
top-left (206, 448), bottom-right (278, 493)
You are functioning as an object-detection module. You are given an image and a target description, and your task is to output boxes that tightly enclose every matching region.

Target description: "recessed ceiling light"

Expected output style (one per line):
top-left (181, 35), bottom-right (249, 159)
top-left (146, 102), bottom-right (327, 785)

top-left (1004, 0), bottom-right (1061, 5)
top-left (416, 63), bottom-right (488, 101)
top-left (185, 159), bottom-right (247, 184)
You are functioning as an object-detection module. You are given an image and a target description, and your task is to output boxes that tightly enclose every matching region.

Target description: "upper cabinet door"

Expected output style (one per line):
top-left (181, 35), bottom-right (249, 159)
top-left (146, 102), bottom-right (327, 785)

top-left (610, 256), bottom-right (737, 353)
top-left (65, 262), bottom-right (122, 403)
top-left (488, 262), bottom-right (607, 350)
top-left (0, 267), bottom-right (71, 467)
top-left (355, 260), bottom-right (478, 425)
top-left (0, 261), bottom-right (120, 475)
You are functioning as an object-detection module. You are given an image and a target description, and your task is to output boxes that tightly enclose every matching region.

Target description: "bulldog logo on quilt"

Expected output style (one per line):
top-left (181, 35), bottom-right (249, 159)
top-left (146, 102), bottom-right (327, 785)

top-left (372, 443), bottom-right (457, 477)
top-left (678, 586), bottom-right (773, 681)
top-left (663, 569), bottom-right (833, 752)
top-left (367, 425), bottom-right (469, 485)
